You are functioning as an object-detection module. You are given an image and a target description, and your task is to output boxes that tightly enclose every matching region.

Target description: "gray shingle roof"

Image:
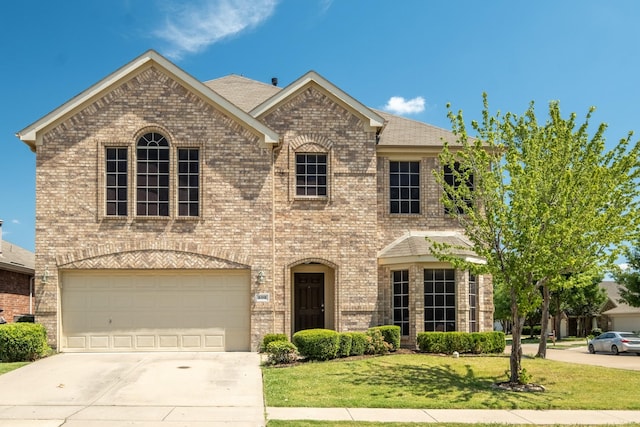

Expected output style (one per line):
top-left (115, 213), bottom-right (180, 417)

top-left (203, 75), bottom-right (459, 148)
top-left (0, 241), bottom-right (35, 274)
top-left (374, 110), bottom-right (459, 147)
top-left (378, 231), bottom-right (478, 260)
top-left (204, 75), bottom-right (282, 113)
top-left (600, 280), bottom-right (640, 315)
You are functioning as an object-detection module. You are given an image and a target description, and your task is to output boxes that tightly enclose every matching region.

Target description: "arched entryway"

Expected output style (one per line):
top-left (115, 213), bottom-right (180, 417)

top-left (290, 260), bottom-right (336, 333)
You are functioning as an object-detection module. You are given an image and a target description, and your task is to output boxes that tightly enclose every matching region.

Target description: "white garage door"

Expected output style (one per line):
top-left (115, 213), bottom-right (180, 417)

top-left (611, 316), bottom-right (640, 333)
top-left (61, 270), bottom-right (250, 352)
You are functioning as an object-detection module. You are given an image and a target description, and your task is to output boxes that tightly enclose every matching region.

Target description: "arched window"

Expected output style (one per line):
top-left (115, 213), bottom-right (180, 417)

top-left (136, 132), bottom-right (169, 216)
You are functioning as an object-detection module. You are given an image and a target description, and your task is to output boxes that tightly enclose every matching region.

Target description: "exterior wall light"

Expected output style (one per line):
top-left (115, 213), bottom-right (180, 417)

top-left (42, 267), bottom-right (49, 283)
top-left (257, 270), bottom-right (266, 284)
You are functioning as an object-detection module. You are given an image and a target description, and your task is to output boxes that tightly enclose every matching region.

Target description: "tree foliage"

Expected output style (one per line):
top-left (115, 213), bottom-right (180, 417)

top-left (614, 245), bottom-right (640, 307)
top-left (432, 94), bottom-right (640, 383)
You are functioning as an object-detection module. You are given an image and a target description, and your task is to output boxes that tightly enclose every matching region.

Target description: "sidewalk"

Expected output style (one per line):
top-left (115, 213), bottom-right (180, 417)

top-left (266, 407), bottom-right (640, 424)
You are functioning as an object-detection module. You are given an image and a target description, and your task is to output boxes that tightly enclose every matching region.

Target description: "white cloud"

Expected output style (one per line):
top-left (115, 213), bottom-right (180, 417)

top-left (319, 0), bottom-right (334, 14)
top-left (155, 0), bottom-right (279, 60)
top-left (383, 96), bottom-right (426, 115)
top-left (11, 219), bottom-right (20, 224)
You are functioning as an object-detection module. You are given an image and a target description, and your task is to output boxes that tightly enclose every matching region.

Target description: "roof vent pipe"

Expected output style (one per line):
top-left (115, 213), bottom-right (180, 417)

top-left (271, 77), bottom-right (278, 86)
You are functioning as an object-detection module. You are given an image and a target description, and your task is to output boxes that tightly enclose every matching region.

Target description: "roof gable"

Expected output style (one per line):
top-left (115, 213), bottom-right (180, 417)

top-left (250, 71), bottom-right (385, 130)
top-left (17, 50), bottom-right (279, 151)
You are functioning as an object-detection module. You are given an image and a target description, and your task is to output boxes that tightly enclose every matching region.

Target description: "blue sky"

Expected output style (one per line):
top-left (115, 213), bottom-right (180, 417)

top-left (1, 0), bottom-right (640, 252)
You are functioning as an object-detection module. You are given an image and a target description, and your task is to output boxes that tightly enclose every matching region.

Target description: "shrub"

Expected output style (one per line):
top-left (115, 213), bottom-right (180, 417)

top-left (337, 333), bottom-right (352, 357)
top-left (260, 333), bottom-right (289, 352)
top-left (292, 329), bottom-right (339, 361)
top-left (590, 328), bottom-right (602, 337)
top-left (417, 331), bottom-right (505, 354)
top-left (369, 325), bottom-right (400, 351)
top-left (365, 328), bottom-right (390, 355)
top-left (265, 340), bottom-right (298, 365)
top-left (0, 323), bottom-right (51, 362)
top-left (348, 332), bottom-right (368, 356)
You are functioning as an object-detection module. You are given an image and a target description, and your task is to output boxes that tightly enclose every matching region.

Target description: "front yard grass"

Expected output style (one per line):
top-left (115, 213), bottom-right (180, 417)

top-left (263, 353), bottom-right (640, 410)
top-left (0, 362), bottom-right (28, 375)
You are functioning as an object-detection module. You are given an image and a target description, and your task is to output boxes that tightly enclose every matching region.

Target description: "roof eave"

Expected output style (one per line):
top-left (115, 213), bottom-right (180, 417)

top-left (16, 50), bottom-right (280, 149)
top-left (250, 71), bottom-right (385, 130)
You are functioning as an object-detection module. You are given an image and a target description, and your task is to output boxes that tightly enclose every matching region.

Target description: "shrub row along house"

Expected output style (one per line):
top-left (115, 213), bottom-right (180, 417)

top-left (16, 50), bottom-right (493, 352)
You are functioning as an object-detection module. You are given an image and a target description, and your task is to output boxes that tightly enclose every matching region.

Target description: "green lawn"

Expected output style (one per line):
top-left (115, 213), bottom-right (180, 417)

top-left (263, 353), bottom-right (640, 410)
top-left (0, 362), bottom-right (28, 375)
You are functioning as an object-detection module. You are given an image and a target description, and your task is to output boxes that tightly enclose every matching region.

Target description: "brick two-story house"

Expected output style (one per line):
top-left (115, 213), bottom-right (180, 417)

top-left (17, 50), bottom-right (492, 352)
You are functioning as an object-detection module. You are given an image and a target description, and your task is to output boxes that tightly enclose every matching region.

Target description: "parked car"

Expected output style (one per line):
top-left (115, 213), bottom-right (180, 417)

top-left (588, 331), bottom-right (640, 355)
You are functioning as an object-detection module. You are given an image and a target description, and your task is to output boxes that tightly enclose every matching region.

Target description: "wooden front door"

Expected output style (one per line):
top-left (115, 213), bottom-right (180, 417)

top-left (294, 273), bottom-right (325, 332)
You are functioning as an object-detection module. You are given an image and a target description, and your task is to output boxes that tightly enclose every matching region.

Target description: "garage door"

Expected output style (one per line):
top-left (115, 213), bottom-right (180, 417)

top-left (61, 270), bottom-right (250, 352)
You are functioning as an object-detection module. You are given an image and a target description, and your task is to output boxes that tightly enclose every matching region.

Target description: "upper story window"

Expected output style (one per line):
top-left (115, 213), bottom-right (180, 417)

top-left (105, 148), bottom-right (128, 216)
top-left (443, 162), bottom-right (474, 215)
top-left (177, 148), bottom-right (199, 217)
top-left (137, 133), bottom-right (170, 216)
top-left (390, 161), bottom-right (420, 214)
top-left (296, 153), bottom-right (327, 197)
top-left (103, 131), bottom-right (200, 219)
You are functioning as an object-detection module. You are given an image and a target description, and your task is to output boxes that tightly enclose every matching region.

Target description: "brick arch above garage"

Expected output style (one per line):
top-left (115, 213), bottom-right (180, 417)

top-left (55, 241), bottom-right (250, 269)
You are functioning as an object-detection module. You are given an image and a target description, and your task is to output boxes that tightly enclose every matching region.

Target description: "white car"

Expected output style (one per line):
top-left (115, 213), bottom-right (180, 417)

top-left (588, 331), bottom-right (640, 355)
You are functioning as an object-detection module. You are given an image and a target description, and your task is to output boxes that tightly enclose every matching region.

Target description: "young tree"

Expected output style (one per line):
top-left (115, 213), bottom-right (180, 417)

top-left (432, 94), bottom-right (640, 384)
top-left (614, 246), bottom-right (640, 307)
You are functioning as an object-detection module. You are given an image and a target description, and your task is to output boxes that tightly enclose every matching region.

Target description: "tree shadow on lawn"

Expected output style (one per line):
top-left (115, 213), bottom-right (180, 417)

top-left (341, 359), bottom-right (555, 409)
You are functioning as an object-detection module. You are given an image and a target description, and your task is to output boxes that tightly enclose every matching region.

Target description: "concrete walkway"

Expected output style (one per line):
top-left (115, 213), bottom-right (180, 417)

top-left (266, 407), bottom-right (640, 424)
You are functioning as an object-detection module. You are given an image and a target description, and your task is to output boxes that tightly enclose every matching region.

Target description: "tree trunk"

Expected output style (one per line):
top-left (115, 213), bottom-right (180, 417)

top-left (536, 284), bottom-right (550, 358)
top-left (509, 289), bottom-right (523, 383)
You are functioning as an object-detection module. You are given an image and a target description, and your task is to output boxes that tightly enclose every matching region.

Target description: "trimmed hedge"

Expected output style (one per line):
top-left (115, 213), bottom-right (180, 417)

top-left (348, 332), bottom-right (368, 356)
top-left (260, 333), bottom-right (289, 352)
top-left (337, 332), bottom-right (353, 357)
top-left (0, 323), bottom-right (51, 362)
top-left (265, 340), bottom-right (298, 365)
top-left (417, 331), bottom-right (505, 354)
top-left (369, 325), bottom-right (400, 351)
top-left (292, 329), bottom-right (339, 361)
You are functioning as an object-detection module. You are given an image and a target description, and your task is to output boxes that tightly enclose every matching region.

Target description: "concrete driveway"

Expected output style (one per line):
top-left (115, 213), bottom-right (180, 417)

top-left (0, 352), bottom-right (264, 426)
top-left (519, 343), bottom-right (640, 371)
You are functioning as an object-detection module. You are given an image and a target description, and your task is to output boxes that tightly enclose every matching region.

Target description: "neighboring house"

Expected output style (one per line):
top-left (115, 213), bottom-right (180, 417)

top-left (599, 281), bottom-right (640, 333)
top-left (16, 50), bottom-right (493, 352)
top-left (0, 220), bottom-right (35, 322)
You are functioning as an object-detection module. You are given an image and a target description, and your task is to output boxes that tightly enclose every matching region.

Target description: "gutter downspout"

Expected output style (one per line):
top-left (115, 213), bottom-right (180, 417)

top-left (271, 145), bottom-right (277, 332)
top-left (29, 276), bottom-right (34, 314)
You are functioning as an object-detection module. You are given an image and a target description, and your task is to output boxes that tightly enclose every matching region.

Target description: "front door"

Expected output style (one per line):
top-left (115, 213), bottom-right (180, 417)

top-left (294, 273), bottom-right (325, 332)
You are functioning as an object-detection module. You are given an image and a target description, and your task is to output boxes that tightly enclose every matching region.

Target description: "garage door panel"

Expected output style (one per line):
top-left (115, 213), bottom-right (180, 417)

top-left (61, 271), bottom-right (250, 352)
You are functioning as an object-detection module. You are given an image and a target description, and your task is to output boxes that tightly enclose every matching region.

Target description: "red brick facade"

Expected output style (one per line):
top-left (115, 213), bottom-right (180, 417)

top-left (0, 269), bottom-right (31, 323)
